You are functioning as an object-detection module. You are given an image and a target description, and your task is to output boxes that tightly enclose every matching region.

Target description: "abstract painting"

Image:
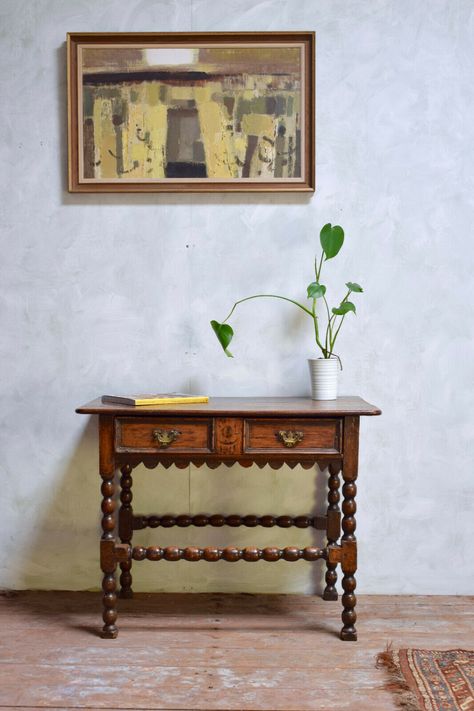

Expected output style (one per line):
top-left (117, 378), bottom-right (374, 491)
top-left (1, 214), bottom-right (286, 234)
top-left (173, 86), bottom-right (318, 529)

top-left (67, 33), bottom-right (315, 192)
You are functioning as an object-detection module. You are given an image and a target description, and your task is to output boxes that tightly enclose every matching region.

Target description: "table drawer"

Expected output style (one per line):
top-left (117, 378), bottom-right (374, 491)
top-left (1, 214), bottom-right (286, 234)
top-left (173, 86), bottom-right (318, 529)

top-left (244, 418), bottom-right (341, 454)
top-left (116, 418), bottom-right (214, 453)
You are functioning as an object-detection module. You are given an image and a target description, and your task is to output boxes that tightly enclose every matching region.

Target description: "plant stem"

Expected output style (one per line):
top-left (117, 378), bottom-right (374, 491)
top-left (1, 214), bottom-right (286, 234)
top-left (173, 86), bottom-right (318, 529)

top-left (312, 298), bottom-right (327, 357)
top-left (322, 295), bottom-right (332, 323)
top-left (322, 295), bottom-right (332, 354)
top-left (330, 315), bottom-right (346, 351)
top-left (223, 294), bottom-right (314, 324)
top-left (312, 253), bottom-right (330, 356)
top-left (341, 289), bottom-right (351, 305)
top-left (327, 289), bottom-right (351, 354)
top-left (316, 253), bottom-right (324, 281)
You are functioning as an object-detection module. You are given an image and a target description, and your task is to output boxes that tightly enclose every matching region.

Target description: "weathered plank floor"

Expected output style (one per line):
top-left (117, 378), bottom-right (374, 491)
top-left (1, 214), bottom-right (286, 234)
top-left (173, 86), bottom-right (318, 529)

top-left (0, 592), bottom-right (472, 710)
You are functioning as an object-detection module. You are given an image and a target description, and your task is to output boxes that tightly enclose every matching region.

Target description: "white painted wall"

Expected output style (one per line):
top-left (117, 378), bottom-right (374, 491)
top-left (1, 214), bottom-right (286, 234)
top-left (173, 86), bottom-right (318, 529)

top-left (1, 0), bottom-right (473, 595)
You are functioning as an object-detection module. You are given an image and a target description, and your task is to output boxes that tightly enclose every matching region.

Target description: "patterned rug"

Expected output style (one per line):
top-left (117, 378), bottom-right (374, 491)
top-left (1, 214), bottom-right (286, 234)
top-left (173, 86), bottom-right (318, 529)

top-left (377, 649), bottom-right (474, 710)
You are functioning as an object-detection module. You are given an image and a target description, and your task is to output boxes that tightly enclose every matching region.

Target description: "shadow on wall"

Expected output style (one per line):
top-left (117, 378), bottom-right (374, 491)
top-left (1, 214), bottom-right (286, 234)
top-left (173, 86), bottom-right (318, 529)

top-left (15, 409), bottom-right (331, 597)
top-left (130, 461), bottom-right (331, 596)
top-left (14, 416), bottom-right (102, 592)
top-left (56, 43), bottom-right (312, 207)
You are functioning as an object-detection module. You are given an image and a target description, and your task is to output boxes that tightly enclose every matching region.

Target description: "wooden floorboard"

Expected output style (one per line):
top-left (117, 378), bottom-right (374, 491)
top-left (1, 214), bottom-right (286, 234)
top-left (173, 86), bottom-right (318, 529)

top-left (0, 592), bottom-right (472, 710)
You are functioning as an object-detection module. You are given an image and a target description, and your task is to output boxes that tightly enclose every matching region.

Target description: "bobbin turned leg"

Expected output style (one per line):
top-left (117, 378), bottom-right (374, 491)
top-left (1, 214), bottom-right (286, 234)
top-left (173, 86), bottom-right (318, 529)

top-left (119, 464), bottom-right (134, 599)
top-left (340, 417), bottom-right (359, 641)
top-left (340, 477), bottom-right (357, 640)
top-left (99, 416), bottom-right (118, 639)
top-left (323, 462), bottom-right (341, 601)
top-left (101, 541), bottom-right (118, 639)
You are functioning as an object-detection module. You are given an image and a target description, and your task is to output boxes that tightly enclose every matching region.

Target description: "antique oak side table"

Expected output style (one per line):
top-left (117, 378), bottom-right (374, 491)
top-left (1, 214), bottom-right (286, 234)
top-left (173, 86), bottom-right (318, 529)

top-left (76, 396), bottom-right (381, 640)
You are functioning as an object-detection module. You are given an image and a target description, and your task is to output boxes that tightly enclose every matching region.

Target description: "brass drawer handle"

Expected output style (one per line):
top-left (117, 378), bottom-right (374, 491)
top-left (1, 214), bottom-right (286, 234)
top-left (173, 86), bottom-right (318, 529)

top-left (152, 429), bottom-right (181, 448)
top-left (277, 430), bottom-right (304, 448)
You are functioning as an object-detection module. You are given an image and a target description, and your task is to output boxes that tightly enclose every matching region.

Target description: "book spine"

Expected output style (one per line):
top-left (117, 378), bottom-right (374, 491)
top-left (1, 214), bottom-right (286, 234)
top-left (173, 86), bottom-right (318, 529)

top-left (134, 397), bottom-right (208, 405)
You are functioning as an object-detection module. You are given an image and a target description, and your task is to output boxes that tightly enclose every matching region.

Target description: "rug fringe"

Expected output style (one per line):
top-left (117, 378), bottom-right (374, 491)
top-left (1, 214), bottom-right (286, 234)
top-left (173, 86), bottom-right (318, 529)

top-left (376, 647), bottom-right (421, 711)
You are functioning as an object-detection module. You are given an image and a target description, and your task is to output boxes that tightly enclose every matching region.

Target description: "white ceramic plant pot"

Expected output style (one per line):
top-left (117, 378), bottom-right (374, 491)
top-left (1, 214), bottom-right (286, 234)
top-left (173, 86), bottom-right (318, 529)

top-left (308, 358), bottom-right (339, 400)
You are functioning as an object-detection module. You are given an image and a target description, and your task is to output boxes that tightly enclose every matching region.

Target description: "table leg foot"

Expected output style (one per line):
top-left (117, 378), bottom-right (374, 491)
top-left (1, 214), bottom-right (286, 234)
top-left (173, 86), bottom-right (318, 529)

top-left (101, 625), bottom-right (118, 639)
top-left (119, 588), bottom-right (133, 599)
top-left (322, 588), bottom-right (338, 601)
top-left (340, 628), bottom-right (357, 641)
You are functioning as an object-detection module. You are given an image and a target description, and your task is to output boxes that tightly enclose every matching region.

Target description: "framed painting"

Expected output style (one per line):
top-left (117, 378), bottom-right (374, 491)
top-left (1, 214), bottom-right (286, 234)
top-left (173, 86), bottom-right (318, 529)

top-left (67, 32), bottom-right (315, 193)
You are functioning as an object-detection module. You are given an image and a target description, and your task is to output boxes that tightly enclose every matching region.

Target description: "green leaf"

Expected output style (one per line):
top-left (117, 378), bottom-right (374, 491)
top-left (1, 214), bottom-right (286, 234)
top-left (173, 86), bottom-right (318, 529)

top-left (332, 301), bottom-right (356, 316)
top-left (210, 320), bottom-right (234, 357)
top-left (346, 282), bottom-right (363, 293)
top-left (307, 282), bottom-right (327, 299)
top-left (320, 223), bottom-right (344, 260)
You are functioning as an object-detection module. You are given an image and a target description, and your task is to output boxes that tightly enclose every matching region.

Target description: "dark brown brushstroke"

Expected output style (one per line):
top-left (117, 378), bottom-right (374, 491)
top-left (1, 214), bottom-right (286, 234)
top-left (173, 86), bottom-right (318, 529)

top-left (83, 117), bottom-right (95, 179)
top-left (166, 110), bottom-right (181, 164)
top-left (114, 122), bottom-right (124, 176)
top-left (294, 129), bottom-right (301, 178)
top-left (82, 70), bottom-right (294, 85)
top-left (274, 130), bottom-right (286, 178)
top-left (242, 135), bottom-right (258, 178)
top-left (166, 162), bottom-right (207, 178)
top-left (223, 96), bottom-right (235, 118)
top-left (287, 136), bottom-right (294, 177)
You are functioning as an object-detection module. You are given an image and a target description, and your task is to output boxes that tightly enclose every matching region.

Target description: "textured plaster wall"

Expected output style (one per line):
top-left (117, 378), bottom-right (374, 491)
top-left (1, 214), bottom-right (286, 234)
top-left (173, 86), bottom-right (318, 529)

top-left (0, 0), bottom-right (473, 595)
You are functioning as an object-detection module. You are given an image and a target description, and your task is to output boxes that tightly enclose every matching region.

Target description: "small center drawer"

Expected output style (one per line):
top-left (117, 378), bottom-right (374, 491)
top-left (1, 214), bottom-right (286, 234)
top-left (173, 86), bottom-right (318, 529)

top-left (244, 418), bottom-right (341, 454)
top-left (116, 418), bottom-right (214, 453)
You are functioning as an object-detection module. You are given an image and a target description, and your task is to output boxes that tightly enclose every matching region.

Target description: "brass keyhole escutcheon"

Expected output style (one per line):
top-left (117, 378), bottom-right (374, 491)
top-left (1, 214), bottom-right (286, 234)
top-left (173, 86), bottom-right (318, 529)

top-left (277, 430), bottom-right (304, 448)
top-left (152, 429), bottom-right (181, 448)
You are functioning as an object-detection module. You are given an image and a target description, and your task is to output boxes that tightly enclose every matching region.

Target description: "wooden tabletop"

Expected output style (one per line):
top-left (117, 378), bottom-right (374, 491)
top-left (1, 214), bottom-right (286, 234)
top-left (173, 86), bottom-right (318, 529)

top-left (76, 396), bottom-right (381, 417)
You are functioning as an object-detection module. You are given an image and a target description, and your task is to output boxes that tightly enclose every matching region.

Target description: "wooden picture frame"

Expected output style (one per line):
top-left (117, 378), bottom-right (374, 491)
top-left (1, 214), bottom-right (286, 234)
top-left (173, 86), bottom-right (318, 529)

top-left (67, 32), bottom-right (315, 193)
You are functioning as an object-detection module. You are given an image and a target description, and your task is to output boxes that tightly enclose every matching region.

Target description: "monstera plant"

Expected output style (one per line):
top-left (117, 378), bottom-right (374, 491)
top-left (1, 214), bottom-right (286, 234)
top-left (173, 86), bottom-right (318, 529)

top-left (210, 224), bottom-right (363, 399)
top-left (211, 223), bottom-right (363, 400)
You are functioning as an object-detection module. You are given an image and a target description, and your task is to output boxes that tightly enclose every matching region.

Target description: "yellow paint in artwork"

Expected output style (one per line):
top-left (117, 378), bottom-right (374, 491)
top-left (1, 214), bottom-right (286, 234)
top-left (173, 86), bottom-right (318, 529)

top-left (98, 99), bottom-right (117, 178)
top-left (92, 96), bottom-right (103, 177)
top-left (170, 86), bottom-right (194, 101)
top-left (144, 102), bottom-right (167, 178)
top-left (194, 84), bottom-right (236, 178)
top-left (241, 113), bottom-right (274, 137)
top-left (233, 134), bottom-right (247, 167)
top-left (199, 103), bottom-right (235, 177)
top-left (128, 95), bottom-right (146, 177)
top-left (89, 83), bottom-right (170, 179)
top-left (145, 82), bottom-right (160, 106)
top-left (85, 63), bottom-right (302, 180)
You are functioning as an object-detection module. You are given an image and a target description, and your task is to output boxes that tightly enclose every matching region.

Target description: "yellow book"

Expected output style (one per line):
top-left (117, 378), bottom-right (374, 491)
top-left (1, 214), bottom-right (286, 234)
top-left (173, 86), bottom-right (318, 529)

top-left (101, 393), bottom-right (209, 406)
